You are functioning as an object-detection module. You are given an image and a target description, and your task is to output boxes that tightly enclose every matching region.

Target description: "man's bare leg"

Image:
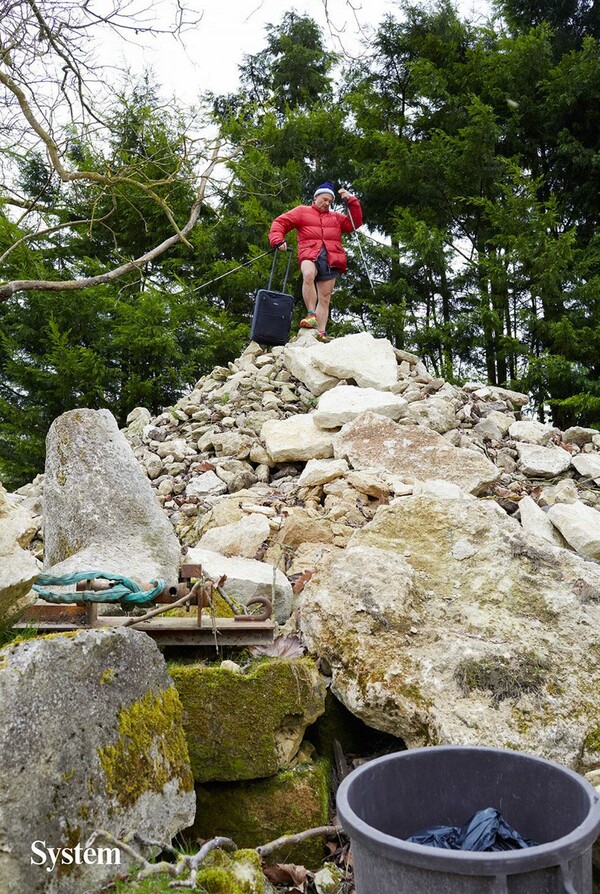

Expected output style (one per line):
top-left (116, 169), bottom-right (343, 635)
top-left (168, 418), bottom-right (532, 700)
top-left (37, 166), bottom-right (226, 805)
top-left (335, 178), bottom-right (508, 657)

top-left (315, 278), bottom-right (336, 333)
top-left (300, 260), bottom-right (318, 313)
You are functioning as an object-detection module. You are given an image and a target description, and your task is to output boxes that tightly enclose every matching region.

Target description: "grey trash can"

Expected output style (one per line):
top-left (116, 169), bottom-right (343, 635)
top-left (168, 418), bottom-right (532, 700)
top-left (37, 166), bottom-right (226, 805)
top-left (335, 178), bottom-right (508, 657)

top-left (336, 746), bottom-right (600, 894)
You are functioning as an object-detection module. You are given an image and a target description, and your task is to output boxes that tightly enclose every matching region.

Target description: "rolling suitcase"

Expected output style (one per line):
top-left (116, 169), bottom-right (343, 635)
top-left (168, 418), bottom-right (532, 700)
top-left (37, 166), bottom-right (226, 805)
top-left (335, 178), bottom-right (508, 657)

top-left (250, 247), bottom-right (295, 346)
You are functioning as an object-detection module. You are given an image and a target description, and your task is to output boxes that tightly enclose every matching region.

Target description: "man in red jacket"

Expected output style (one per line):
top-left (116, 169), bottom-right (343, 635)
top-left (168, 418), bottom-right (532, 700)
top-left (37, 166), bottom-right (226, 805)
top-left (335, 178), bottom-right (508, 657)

top-left (268, 181), bottom-right (363, 338)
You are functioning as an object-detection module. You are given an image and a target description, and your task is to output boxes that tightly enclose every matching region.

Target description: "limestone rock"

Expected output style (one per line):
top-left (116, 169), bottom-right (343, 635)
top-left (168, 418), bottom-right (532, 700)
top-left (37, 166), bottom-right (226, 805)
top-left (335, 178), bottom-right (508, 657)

top-left (283, 335), bottom-right (339, 396)
top-left (310, 332), bottom-right (398, 390)
top-left (196, 513), bottom-right (270, 558)
top-left (509, 420), bottom-right (559, 445)
top-left (0, 628), bottom-right (195, 894)
top-left (474, 385), bottom-right (529, 408)
top-left (298, 458), bottom-right (349, 488)
top-left (333, 413), bottom-right (500, 495)
top-left (0, 484), bottom-right (39, 627)
top-left (313, 385), bottom-right (407, 429)
top-left (517, 495), bottom-right (564, 546)
top-left (261, 415), bottom-right (333, 463)
top-left (547, 501), bottom-right (600, 560)
top-left (516, 443), bottom-right (572, 478)
top-left (472, 410), bottom-right (514, 441)
top-left (563, 426), bottom-right (599, 446)
top-left (571, 453), bottom-right (600, 485)
top-left (44, 409), bottom-right (181, 586)
top-left (186, 470), bottom-right (228, 498)
top-left (405, 396), bottom-right (459, 434)
top-left (275, 508), bottom-right (336, 550)
top-left (170, 658), bottom-right (325, 782)
top-left (300, 495), bottom-right (600, 769)
top-left (184, 547), bottom-right (293, 623)
top-left (346, 470), bottom-right (391, 498)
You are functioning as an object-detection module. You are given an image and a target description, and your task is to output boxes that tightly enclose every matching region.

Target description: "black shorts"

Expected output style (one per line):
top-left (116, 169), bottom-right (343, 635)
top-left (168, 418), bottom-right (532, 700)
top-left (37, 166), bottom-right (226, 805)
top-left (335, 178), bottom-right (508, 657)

top-left (315, 245), bottom-right (341, 282)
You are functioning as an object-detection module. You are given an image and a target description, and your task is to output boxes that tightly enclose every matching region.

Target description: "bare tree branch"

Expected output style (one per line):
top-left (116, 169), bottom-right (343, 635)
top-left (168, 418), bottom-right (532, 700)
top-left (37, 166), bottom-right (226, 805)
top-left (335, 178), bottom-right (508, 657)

top-left (0, 142), bottom-right (234, 300)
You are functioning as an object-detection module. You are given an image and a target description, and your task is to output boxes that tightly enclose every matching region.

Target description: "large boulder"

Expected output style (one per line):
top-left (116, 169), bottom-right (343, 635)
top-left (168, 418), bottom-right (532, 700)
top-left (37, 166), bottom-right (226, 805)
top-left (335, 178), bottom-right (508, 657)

top-left (333, 413), bottom-right (500, 495)
top-left (170, 658), bottom-right (326, 782)
top-left (314, 385), bottom-right (407, 429)
top-left (0, 628), bottom-right (195, 894)
top-left (309, 332), bottom-right (398, 390)
top-left (300, 494), bottom-right (600, 770)
top-left (44, 409), bottom-right (181, 586)
top-left (0, 483), bottom-right (39, 627)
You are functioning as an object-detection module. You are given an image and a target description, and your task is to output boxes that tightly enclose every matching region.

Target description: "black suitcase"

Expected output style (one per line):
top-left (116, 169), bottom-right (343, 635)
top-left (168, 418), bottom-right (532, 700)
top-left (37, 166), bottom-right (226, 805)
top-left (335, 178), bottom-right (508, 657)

top-left (250, 247), bottom-right (295, 346)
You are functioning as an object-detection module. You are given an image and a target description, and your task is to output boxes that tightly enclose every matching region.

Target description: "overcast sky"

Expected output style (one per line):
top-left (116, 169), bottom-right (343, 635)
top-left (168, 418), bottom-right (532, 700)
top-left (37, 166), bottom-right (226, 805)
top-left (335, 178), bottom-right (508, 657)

top-left (107, 0), bottom-right (492, 105)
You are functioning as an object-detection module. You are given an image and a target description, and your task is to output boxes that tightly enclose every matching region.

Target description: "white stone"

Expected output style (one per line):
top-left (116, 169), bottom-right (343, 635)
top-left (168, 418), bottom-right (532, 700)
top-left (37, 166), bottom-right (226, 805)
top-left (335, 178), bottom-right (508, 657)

top-left (472, 411), bottom-right (514, 441)
top-left (313, 385), bottom-right (407, 429)
top-left (412, 480), bottom-right (465, 499)
top-left (196, 513), bottom-right (271, 558)
top-left (554, 479), bottom-right (579, 504)
top-left (298, 459), bottom-right (349, 488)
top-left (517, 495), bottom-right (564, 546)
top-left (346, 470), bottom-right (390, 498)
top-left (156, 438), bottom-right (190, 461)
top-left (185, 547), bottom-right (293, 623)
top-left (547, 501), bottom-right (600, 560)
top-left (563, 426), bottom-right (599, 446)
top-left (509, 420), bottom-right (559, 445)
top-left (310, 332), bottom-right (398, 390)
top-left (334, 413), bottom-right (500, 496)
top-left (516, 443), bottom-right (572, 478)
top-left (405, 396), bottom-right (458, 434)
top-left (283, 335), bottom-right (339, 396)
top-left (571, 453), bottom-right (600, 484)
top-left (261, 414), bottom-right (333, 463)
top-left (186, 471), bottom-right (228, 497)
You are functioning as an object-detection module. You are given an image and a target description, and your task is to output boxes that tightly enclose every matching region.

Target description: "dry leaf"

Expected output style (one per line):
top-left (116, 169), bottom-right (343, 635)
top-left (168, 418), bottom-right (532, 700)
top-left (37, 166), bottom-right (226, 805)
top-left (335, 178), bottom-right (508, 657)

top-left (263, 862), bottom-right (309, 886)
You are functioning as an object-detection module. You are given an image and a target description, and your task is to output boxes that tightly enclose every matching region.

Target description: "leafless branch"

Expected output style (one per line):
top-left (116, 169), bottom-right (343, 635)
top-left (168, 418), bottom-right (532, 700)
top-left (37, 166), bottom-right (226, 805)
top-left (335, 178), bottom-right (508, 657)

top-left (0, 143), bottom-right (236, 300)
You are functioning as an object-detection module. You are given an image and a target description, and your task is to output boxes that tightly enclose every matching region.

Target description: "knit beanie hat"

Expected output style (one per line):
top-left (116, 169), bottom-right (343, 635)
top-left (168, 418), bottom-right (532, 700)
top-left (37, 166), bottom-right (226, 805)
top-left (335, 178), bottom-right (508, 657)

top-left (314, 181), bottom-right (335, 199)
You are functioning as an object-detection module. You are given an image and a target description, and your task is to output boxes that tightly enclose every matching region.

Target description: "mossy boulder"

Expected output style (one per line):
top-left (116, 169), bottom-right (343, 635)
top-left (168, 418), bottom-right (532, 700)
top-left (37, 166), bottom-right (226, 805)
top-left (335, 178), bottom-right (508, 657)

top-left (169, 657), bottom-right (326, 782)
top-left (0, 627), bottom-right (195, 894)
top-left (113, 849), bottom-right (275, 894)
top-left (190, 756), bottom-right (330, 867)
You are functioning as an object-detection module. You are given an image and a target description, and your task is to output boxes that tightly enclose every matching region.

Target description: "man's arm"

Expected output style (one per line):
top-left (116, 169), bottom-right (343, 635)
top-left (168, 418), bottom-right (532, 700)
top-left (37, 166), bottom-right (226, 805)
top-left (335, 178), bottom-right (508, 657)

top-left (338, 189), bottom-right (363, 231)
top-left (268, 206), bottom-right (303, 251)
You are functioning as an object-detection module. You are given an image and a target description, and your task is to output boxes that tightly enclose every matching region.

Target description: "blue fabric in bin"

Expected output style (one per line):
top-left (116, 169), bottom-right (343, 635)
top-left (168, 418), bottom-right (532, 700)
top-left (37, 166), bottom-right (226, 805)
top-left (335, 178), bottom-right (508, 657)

top-left (406, 807), bottom-right (538, 851)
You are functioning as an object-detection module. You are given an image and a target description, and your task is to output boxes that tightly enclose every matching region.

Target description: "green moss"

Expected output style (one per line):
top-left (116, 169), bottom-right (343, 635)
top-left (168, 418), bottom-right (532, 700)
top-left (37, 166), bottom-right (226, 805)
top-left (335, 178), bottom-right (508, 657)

top-left (98, 686), bottom-right (194, 807)
top-left (112, 849), bottom-right (268, 894)
top-left (169, 657), bottom-right (325, 782)
top-left (455, 651), bottom-right (550, 704)
top-left (584, 727), bottom-right (600, 753)
top-left (99, 668), bottom-right (116, 685)
top-left (191, 759), bottom-right (330, 867)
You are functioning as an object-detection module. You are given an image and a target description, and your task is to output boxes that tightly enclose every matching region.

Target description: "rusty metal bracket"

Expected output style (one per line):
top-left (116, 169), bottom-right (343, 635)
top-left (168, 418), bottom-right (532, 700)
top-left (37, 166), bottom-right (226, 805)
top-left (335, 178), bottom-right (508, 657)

top-left (234, 596), bottom-right (272, 622)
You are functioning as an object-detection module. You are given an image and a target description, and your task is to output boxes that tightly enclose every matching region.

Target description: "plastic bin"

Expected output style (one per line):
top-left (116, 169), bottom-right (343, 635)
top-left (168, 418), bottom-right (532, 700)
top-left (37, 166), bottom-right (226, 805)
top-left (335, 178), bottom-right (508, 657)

top-left (336, 746), bottom-right (600, 893)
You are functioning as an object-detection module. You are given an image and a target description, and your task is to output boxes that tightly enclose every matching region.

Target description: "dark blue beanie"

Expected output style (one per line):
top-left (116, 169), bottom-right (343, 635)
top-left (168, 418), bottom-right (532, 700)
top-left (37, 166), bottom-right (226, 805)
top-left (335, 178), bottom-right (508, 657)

top-left (314, 181), bottom-right (335, 199)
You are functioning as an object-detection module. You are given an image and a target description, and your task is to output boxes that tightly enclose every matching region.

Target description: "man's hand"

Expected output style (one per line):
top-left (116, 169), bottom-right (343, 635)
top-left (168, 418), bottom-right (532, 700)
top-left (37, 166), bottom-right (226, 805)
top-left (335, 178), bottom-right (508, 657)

top-left (277, 241), bottom-right (288, 251)
top-left (338, 188), bottom-right (353, 200)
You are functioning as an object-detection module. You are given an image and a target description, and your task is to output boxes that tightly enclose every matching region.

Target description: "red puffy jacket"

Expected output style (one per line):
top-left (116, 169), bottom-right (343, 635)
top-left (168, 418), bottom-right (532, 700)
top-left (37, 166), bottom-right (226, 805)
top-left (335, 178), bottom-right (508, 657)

top-left (268, 196), bottom-right (363, 273)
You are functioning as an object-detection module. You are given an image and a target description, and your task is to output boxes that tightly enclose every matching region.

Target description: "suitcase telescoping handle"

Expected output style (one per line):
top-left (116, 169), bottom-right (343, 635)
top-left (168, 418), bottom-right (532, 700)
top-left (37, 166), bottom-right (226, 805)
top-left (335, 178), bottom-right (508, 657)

top-left (269, 246), bottom-right (294, 292)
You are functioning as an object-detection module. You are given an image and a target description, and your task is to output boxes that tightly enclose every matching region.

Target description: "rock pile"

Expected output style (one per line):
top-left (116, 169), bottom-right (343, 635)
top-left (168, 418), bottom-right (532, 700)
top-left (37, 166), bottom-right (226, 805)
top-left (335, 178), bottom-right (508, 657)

top-left (4, 330), bottom-right (600, 779)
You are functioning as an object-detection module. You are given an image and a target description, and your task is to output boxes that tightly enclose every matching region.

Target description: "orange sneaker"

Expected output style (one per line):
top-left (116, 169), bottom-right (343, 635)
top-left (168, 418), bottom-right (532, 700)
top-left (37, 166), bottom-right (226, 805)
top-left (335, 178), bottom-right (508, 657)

top-left (299, 311), bottom-right (318, 329)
